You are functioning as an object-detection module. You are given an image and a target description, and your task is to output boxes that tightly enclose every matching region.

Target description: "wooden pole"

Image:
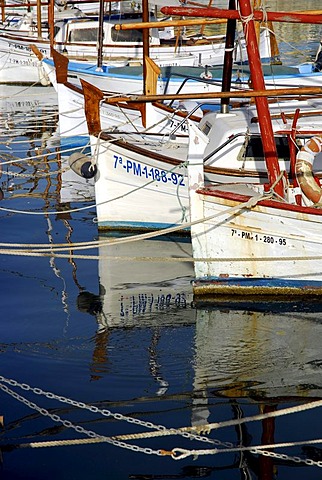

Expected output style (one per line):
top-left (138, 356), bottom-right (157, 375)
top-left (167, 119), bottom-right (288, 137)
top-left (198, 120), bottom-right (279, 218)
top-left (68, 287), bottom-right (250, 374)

top-left (0, 0), bottom-right (3, 24)
top-left (101, 86), bottom-right (322, 105)
top-left (142, 0), bottom-right (149, 95)
top-left (48, 0), bottom-right (54, 54)
top-left (160, 7), bottom-right (322, 25)
top-left (37, 0), bottom-right (42, 38)
top-left (115, 18), bottom-right (228, 31)
top-left (220, 0), bottom-right (236, 113)
top-left (238, 0), bottom-right (283, 197)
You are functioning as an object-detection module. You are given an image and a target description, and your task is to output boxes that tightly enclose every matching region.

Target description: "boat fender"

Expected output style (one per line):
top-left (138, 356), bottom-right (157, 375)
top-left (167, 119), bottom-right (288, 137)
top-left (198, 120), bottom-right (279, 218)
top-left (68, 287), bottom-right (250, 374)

top-left (37, 62), bottom-right (51, 87)
top-left (200, 65), bottom-right (212, 79)
top-left (77, 291), bottom-right (102, 315)
top-left (68, 152), bottom-right (97, 179)
top-left (295, 135), bottom-right (322, 204)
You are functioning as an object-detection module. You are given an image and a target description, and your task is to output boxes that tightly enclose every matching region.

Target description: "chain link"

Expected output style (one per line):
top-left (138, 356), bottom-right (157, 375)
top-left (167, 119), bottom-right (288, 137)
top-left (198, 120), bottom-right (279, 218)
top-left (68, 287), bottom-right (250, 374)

top-left (0, 375), bottom-right (233, 448)
top-left (1, 375), bottom-right (322, 467)
top-left (0, 383), bottom-right (161, 456)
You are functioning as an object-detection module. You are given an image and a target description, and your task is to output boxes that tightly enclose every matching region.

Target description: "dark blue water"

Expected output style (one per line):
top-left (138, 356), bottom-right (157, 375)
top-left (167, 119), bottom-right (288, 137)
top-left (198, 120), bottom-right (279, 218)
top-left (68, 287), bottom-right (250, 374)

top-left (1, 33), bottom-right (322, 478)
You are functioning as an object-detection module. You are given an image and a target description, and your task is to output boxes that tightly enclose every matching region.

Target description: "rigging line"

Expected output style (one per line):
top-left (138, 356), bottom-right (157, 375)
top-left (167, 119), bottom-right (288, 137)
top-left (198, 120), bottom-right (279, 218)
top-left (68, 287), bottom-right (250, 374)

top-left (4, 249), bottom-right (322, 263)
top-left (0, 192), bottom-right (270, 254)
top-left (0, 143), bottom-right (91, 166)
top-left (0, 204), bottom-right (95, 215)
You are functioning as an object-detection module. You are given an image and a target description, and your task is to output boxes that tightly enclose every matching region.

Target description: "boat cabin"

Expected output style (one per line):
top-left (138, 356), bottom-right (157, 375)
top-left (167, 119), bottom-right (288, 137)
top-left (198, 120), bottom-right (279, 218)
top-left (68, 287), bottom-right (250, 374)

top-left (53, 14), bottom-right (161, 48)
top-left (199, 105), bottom-right (322, 177)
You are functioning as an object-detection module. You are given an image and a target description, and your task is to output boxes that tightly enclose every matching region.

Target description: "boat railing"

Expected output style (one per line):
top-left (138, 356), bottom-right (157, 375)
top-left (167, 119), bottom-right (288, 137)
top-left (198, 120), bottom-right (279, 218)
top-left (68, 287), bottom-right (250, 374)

top-left (164, 74), bottom-right (221, 107)
top-left (162, 72), bottom-right (246, 108)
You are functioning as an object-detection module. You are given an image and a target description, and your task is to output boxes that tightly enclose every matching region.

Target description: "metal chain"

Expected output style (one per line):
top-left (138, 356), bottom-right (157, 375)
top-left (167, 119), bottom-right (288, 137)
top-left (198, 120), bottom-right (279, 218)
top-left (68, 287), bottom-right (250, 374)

top-left (170, 445), bottom-right (322, 467)
top-left (0, 383), bottom-right (160, 457)
top-left (0, 376), bottom-right (233, 448)
top-left (1, 376), bottom-right (322, 467)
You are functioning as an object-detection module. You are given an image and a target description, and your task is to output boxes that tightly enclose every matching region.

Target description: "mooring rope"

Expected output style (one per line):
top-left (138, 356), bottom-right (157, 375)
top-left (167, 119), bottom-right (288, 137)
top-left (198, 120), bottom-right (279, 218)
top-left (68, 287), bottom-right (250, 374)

top-left (0, 191), bottom-right (270, 258)
top-left (1, 375), bottom-right (322, 467)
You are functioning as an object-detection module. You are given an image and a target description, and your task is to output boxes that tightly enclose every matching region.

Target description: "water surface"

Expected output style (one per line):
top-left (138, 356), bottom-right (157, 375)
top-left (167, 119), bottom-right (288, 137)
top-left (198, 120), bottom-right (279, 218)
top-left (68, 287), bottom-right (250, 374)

top-left (1, 8), bottom-right (322, 478)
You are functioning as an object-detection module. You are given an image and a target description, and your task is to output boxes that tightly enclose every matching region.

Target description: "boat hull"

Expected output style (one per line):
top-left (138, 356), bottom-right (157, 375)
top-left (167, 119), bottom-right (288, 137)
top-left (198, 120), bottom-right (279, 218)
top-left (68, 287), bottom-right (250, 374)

top-left (91, 136), bottom-right (190, 231)
top-left (190, 188), bottom-right (322, 295)
top-left (0, 24), bottom-right (272, 85)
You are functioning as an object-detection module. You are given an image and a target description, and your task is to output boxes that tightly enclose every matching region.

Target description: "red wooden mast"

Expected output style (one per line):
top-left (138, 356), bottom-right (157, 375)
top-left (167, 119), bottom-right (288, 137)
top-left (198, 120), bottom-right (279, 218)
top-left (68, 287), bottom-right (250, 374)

top-left (160, 6), bottom-right (322, 25)
top-left (238, 0), bottom-right (283, 197)
top-left (162, 0), bottom-right (287, 197)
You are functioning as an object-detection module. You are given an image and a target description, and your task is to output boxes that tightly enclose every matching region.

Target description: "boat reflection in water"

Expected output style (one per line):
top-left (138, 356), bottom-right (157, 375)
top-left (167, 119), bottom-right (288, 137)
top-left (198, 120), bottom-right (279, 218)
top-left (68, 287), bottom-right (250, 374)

top-left (191, 299), bottom-right (322, 477)
top-left (194, 299), bottom-right (322, 400)
top-left (82, 234), bottom-right (195, 330)
top-left (75, 231), bottom-right (322, 476)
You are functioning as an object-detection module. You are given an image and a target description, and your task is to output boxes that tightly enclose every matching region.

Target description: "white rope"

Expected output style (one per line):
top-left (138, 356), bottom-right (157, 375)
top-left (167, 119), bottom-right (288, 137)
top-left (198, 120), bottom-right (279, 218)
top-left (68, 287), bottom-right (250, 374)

top-left (0, 191), bottom-right (269, 258)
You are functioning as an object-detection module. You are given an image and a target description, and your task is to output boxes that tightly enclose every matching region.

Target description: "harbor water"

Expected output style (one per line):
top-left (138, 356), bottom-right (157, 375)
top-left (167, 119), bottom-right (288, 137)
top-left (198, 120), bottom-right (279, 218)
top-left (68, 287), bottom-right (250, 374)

top-left (1, 2), bottom-right (322, 478)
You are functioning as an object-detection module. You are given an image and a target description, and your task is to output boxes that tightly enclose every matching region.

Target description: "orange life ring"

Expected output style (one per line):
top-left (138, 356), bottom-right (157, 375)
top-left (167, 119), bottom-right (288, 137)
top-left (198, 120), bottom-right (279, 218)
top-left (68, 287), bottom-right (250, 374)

top-left (295, 135), bottom-right (322, 204)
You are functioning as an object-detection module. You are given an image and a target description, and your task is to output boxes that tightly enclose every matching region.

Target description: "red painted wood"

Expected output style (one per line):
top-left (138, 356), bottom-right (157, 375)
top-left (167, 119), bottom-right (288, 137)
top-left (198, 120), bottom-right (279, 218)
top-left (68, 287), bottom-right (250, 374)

top-left (239, 0), bottom-right (284, 197)
top-left (196, 187), bottom-right (322, 216)
top-left (160, 6), bottom-right (322, 24)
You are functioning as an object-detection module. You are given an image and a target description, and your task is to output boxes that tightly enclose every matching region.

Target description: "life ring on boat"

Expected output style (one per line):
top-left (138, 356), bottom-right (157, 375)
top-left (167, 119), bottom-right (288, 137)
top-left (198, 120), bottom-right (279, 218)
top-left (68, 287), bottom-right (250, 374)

top-left (295, 135), bottom-right (322, 204)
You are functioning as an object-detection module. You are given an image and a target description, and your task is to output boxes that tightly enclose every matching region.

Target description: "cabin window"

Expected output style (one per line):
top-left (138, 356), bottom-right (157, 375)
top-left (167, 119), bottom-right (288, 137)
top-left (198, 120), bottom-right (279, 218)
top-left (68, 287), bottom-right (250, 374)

top-left (69, 27), bottom-right (99, 43)
top-left (111, 26), bottom-right (143, 43)
top-left (201, 122), bottom-right (211, 136)
top-left (238, 135), bottom-right (291, 162)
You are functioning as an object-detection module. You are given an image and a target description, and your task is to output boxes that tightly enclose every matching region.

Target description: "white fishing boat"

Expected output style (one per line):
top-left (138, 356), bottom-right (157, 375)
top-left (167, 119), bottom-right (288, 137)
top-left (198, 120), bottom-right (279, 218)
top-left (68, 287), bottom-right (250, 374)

top-left (42, 44), bottom-right (322, 95)
top-left (0, 1), bottom-right (273, 85)
top-left (80, 85), bottom-right (322, 231)
top-left (184, 1), bottom-right (322, 296)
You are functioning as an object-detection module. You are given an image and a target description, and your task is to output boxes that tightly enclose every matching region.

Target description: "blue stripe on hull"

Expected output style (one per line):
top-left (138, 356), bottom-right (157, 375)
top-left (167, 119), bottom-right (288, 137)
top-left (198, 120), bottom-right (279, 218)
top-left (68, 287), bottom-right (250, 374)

top-left (97, 220), bottom-right (190, 233)
top-left (59, 136), bottom-right (90, 152)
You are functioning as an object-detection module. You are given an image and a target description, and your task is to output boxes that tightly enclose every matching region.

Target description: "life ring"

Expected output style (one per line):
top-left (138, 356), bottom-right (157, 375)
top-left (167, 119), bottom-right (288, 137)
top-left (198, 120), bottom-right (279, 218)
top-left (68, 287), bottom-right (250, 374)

top-left (295, 135), bottom-right (322, 204)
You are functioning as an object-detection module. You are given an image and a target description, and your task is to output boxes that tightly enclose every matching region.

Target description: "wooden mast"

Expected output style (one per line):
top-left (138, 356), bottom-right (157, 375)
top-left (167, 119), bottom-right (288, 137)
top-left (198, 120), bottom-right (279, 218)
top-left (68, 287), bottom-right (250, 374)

top-left (220, 0), bottom-right (236, 114)
top-left (233, 0), bottom-right (283, 197)
top-left (48, 0), bottom-right (54, 55)
top-left (36, 0), bottom-right (42, 37)
top-left (96, 0), bottom-right (105, 70)
top-left (142, 0), bottom-right (149, 95)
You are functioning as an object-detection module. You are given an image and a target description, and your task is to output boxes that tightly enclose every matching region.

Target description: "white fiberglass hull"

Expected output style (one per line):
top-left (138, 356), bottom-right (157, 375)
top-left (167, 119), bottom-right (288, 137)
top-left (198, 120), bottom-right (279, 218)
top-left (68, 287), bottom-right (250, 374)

top-left (185, 121), bottom-right (322, 295)
top-left (91, 136), bottom-right (189, 231)
top-left (0, 25), bottom-right (272, 84)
